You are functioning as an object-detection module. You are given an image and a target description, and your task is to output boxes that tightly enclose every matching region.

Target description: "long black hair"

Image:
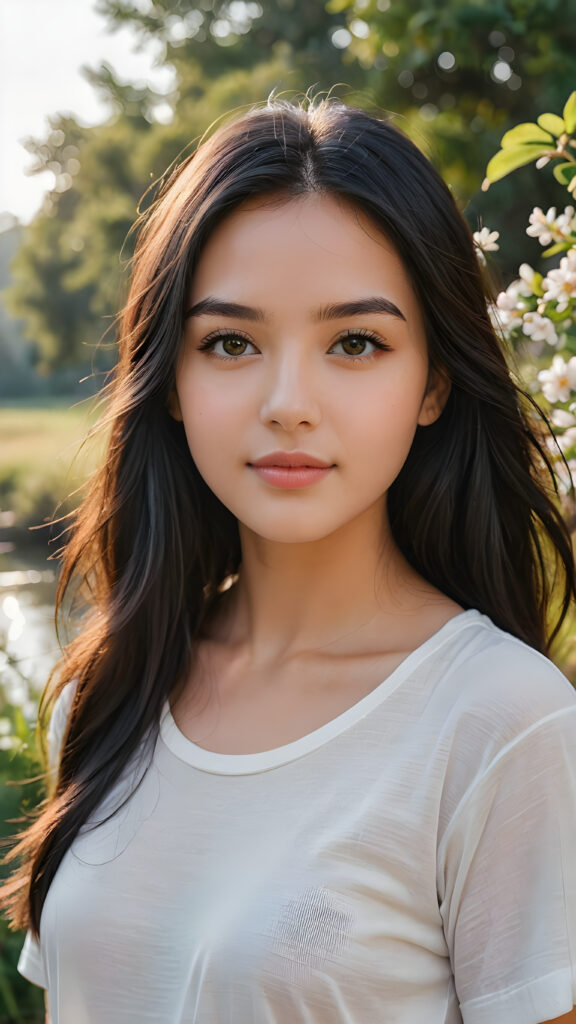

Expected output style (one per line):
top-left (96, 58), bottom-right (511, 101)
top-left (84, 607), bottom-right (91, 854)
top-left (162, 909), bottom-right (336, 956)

top-left (2, 97), bottom-right (574, 939)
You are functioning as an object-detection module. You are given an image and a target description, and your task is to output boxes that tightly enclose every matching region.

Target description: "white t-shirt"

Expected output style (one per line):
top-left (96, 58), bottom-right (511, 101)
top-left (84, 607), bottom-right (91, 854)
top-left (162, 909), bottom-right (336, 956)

top-left (17, 609), bottom-right (576, 1023)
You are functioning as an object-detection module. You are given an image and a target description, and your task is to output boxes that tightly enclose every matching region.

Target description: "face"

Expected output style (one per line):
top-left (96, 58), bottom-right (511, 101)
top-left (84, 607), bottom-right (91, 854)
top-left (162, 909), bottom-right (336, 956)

top-left (172, 193), bottom-right (449, 545)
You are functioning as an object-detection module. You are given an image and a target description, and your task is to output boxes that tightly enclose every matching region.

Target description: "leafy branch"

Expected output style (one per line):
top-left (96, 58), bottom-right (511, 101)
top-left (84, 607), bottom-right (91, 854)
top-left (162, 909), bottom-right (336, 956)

top-left (482, 90), bottom-right (576, 196)
top-left (475, 91), bottom-right (576, 506)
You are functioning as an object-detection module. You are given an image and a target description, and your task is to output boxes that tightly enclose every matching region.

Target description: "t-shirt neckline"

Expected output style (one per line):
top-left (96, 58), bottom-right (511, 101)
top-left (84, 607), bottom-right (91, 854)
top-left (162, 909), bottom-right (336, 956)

top-left (159, 608), bottom-right (483, 775)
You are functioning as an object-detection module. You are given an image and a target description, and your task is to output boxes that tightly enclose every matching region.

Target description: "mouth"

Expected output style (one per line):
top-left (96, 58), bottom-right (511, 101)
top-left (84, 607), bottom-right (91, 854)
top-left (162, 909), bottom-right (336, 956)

top-left (248, 451), bottom-right (334, 469)
top-left (247, 459), bottom-right (334, 490)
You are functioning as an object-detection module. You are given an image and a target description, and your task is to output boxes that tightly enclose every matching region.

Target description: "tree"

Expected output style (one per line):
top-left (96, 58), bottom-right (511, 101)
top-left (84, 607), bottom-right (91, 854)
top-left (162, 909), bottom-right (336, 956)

top-left (96, 0), bottom-right (361, 92)
top-left (325, 0), bottom-right (576, 271)
top-left (7, 108), bottom-right (150, 374)
top-left (8, 0), bottom-right (576, 370)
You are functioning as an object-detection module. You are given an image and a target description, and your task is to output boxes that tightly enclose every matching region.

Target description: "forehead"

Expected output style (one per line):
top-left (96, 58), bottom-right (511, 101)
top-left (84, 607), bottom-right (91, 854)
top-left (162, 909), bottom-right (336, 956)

top-left (190, 193), bottom-right (421, 320)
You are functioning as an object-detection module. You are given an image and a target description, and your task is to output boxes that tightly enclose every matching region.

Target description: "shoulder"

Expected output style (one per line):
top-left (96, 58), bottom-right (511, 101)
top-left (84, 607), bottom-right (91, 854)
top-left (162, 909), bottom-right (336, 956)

top-left (431, 612), bottom-right (576, 819)
top-left (438, 610), bottom-right (576, 732)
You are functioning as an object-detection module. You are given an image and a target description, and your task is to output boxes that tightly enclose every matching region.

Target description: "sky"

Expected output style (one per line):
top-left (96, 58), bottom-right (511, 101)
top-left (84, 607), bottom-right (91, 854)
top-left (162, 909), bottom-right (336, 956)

top-left (0, 0), bottom-right (174, 224)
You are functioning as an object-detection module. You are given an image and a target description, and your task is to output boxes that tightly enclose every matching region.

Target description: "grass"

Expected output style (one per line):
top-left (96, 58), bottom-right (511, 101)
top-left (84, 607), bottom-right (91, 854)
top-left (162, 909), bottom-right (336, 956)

top-left (0, 399), bottom-right (105, 530)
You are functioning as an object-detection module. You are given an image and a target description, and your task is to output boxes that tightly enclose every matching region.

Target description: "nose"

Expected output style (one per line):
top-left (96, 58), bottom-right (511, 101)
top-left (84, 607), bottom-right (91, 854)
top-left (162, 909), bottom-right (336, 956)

top-left (258, 352), bottom-right (322, 432)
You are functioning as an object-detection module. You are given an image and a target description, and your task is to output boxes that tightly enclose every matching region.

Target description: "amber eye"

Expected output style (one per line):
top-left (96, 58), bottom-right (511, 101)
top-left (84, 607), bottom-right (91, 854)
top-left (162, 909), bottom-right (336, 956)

top-left (340, 335), bottom-right (369, 356)
top-left (221, 336), bottom-right (249, 356)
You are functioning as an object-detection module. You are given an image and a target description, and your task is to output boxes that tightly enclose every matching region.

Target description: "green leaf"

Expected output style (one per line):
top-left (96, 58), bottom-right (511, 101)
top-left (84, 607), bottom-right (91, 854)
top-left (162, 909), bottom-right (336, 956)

top-left (484, 144), bottom-right (552, 186)
top-left (545, 306), bottom-right (575, 323)
top-left (500, 122), bottom-right (554, 147)
top-left (14, 706), bottom-right (29, 742)
top-left (563, 91), bottom-right (576, 134)
top-left (537, 112), bottom-right (565, 136)
top-left (553, 162), bottom-right (576, 185)
top-left (564, 333), bottom-right (576, 356)
top-left (542, 241), bottom-right (574, 258)
top-left (325, 0), bottom-right (351, 11)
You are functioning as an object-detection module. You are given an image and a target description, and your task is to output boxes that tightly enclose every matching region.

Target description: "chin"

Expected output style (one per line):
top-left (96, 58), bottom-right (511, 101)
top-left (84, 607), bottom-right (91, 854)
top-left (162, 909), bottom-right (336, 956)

top-left (239, 516), bottom-right (349, 546)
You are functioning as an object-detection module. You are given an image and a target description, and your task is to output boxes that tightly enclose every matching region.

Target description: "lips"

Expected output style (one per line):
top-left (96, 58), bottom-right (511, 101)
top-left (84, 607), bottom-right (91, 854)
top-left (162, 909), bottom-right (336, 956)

top-left (249, 451), bottom-right (333, 468)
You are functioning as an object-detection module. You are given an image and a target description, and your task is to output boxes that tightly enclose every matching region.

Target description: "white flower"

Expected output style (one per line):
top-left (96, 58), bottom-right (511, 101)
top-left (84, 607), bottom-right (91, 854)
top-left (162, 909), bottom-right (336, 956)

top-left (489, 303), bottom-right (518, 333)
top-left (496, 285), bottom-right (520, 311)
top-left (551, 409), bottom-right (576, 428)
top-left (526, 207), bottom-right (561, 245)
top-left (556, 205), bottom-right (576, 236)
top-left (498, 269), bottom-right (534, 308)
top-left (556, 427), bottom-right (576, 452)
top-left (541, 250), bottom-right (576, 314)
top-left (492, 299), bottom-right (522, 332)
top-left (518, 263), bottom-right (538, 294)
top-left (496, 284), bottom-right (518, 307)
top-left (538, 354), bottom-right (576, 403)
top-left (526, 206), bottom-right (576, 245)
top-left (473, 227), bottom-right (500, 258)
top-left (521, 311), bottom-right (559, 346)
top-left (550, 410), bottom-right (576, 452)
top-left (527, 207), bottom-right (557, 244)
top-left (493, 275), bottom-right (534, 331)
top-left (555, 457), bottom-right (576, 495)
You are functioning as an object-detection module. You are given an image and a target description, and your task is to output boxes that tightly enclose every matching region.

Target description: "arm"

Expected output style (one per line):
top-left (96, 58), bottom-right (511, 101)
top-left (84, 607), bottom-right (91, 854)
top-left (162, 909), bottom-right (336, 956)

top-left (439, 706), bottom-right (576, 1024)
top-left (44, 989), bottom-right (50, 1022)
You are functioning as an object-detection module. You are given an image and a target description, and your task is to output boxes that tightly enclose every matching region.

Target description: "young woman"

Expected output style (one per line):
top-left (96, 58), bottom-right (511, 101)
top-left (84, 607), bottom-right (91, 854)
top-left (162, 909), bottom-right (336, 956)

top-left (3, 98), bottom-right (576, 1024)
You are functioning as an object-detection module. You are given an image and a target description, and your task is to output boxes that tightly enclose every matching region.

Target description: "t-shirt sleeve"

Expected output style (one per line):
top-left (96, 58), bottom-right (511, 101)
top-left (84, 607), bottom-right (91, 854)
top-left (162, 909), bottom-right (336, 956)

top-left (17, 682), bottom-right (76, 991)
top-left (438, 705), bottom-right (576, 1024)
top-left (17, 929), bottom-right (48, 989)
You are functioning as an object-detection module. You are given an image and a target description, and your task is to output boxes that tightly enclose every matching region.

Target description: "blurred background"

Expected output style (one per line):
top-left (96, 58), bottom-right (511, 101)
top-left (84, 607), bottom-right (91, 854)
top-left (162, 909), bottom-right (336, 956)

top-left (1, 0), bottom-right (576, 1018)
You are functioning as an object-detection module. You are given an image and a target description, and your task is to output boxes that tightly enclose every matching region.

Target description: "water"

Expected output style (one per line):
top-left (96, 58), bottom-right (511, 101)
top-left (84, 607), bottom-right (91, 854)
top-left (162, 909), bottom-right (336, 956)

top-left (0, 542), bottom-right (59, 715)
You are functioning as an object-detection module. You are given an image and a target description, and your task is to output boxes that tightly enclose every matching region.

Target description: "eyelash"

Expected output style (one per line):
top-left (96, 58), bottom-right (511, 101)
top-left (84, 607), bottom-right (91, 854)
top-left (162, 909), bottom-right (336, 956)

top-left (196, 327), bottom-right (391, 363)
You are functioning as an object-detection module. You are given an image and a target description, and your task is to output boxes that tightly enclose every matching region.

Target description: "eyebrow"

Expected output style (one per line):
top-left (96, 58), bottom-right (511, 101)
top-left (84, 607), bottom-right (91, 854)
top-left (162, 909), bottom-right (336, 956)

top-left (183, 295), bottom-right (406, 323)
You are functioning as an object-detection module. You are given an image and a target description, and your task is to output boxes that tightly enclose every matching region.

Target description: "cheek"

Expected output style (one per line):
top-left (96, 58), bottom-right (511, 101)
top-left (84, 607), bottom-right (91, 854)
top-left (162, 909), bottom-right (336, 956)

top-left (351, 373), bottom-right (425, 441)
top-left (176, 377), bottom-right (246, 464)
top-left (347, 380), bottom-right (426, 482)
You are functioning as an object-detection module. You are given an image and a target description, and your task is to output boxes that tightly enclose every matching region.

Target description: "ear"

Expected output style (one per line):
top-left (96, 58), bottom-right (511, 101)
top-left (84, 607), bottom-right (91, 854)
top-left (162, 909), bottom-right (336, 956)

top-left (417, 367), bottom-right (451, 427)
top-left (167, 390), bottom-right (183, 422)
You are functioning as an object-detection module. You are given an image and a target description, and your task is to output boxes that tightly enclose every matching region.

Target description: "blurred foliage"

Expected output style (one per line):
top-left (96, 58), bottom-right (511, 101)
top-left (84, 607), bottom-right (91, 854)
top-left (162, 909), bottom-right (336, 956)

top-left (96, 0), bottom-right (353, 87)
top-left (0, 640), bottom-right (45, 1023)
top-left (5, 0), bottom-right (576, 369)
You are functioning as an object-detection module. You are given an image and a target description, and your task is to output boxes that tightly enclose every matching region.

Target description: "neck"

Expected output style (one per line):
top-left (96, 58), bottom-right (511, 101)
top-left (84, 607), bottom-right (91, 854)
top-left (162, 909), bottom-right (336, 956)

top-left (208, 501), bottom-right (447, 664)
